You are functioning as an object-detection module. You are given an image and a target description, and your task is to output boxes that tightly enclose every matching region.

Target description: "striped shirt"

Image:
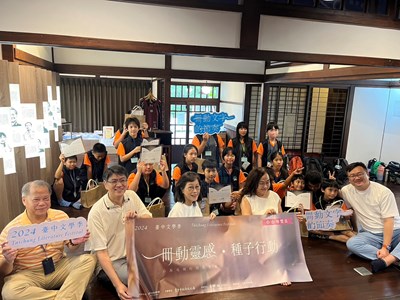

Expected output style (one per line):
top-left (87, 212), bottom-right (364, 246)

top-left (0, 209), bottom-right (68, 273)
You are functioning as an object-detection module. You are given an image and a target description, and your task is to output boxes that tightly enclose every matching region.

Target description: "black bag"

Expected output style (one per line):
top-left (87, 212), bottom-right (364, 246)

top-left (303, 157), bottom-right (324, 176)
top-left (387, 161), bottom-right (400, 184)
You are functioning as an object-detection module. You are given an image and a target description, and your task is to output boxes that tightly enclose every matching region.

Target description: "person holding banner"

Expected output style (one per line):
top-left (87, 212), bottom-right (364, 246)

top-left (341, 162), bottom-right (400, 274)
top-left (0, 180), bottom-right (96, 300)
top-left (169, 171), bottom-right (216, 219)
top-left (117, 117), bottom-right (144, 174)
top-left (239, 168), bottom-right (291, 286)
top-left (192, 132), bottom-right (224, 166)
top-left (85, 165), bottom-right (152, 300)
top-left (127, 160), bottom-right (169, 205)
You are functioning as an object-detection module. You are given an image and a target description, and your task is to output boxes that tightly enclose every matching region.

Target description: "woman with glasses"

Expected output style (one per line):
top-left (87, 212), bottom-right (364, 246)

top-left (168, 171), bottom-right (216, 219)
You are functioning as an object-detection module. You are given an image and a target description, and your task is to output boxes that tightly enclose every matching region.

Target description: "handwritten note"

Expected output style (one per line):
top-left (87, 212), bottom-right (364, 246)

top-left (285, 191), bottom-right (311, 210)
top-left (141, 146), bottom-right (162, 164)
top-left (59, 137), bottom-right (86, 157)
top-left (208, 185), bottom-right (232, 204)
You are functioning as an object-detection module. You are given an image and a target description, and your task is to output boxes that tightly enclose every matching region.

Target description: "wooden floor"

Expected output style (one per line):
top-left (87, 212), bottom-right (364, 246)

top-left (1, 182), bottom-right (400, 300)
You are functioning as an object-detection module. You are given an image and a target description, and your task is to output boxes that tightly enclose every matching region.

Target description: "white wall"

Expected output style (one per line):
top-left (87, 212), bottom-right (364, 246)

top-left (0, 0), bottom-right (240, 48)
top-left (346, 87), bottom-right (397, 165)
top-left (54, 48), bottom-right (165, 68)
top-left (381, 88), bottom-right (400, 163)
top-left (219, 81), bottom-right (245, 128)
top-left (15, 45), bottom-right (53, 61)
top-left (259, 15), bottom-right (400, 60)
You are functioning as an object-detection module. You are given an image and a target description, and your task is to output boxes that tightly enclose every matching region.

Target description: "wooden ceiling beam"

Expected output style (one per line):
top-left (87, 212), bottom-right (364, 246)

top-left (2, 31), bottom-right (400, 68)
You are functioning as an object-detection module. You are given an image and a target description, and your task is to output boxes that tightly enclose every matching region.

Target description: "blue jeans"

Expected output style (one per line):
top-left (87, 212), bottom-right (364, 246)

top-left (346, 229), bottom-right (400, 260)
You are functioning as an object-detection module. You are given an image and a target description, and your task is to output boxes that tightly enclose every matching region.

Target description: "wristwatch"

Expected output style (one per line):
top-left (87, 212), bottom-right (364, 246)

top-left (382, 244), bottom-right (391, 251)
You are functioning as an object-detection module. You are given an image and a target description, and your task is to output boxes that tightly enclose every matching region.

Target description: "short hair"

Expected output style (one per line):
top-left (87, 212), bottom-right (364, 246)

top-left (92, 143), bottom-right (107, 154)
top-left (241, 167), bottom-right (271, 197)
top-left (346, 162), bottom-right (368, 174)
top-left (291, 174), bottom-right (305, 182)
top-left (124, 117), bottom-right (140, 129)
top-left (174, 172), bottom-right (201, 203)
top-left (266, 122), bottom-right (279, 131)
top-left (222, 147), bottom-right (236, 158)
top-left (304, 171), bottom-right (323, 185)
top-left (321, 179), bottom-right (340, 190)
top-left (22, 180), bottom-right (51, 197)
top-left (65, 155), bottom-right (78, 161)
top-left (202, 159), bottom-right (218, 170)
top-left (103, 165), bottom-right (128, 181)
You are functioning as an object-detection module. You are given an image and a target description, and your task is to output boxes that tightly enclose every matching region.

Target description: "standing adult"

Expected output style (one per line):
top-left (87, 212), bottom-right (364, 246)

top-left (342, 162), bottom-right (400, 273)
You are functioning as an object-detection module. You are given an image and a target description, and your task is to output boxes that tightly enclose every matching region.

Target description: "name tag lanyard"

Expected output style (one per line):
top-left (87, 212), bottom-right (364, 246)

top-left (40, 244), bottom-right (55, 275)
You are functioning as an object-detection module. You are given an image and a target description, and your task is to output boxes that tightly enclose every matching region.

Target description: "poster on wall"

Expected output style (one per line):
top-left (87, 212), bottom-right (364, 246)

top-left (20, 104), bottom-right (40, 158)
top-left (2, 148), bottom-right (16, 175)
top-left (0, 127), bottom-right (13, 158)
top-left (126, 214), bottom-right (312, 298)
top-left (9, 84), bottom-right (21, 106)
top-left (5, 106), bottom-right (24, 148)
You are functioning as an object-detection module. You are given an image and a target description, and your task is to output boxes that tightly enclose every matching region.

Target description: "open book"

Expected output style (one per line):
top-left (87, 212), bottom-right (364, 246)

top-left (208, 185), bottom-right (232, 204)
top-left (59, 137), bottom-right (86, 157)
top-left (140, 146), bottom-right (162, 164)
top-left (285, 191), bottom-right (312, 210)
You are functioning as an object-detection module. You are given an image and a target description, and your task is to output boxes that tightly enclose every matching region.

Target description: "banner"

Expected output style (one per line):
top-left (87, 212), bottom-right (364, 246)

top-left (126, 214), bottom-right (312, 298)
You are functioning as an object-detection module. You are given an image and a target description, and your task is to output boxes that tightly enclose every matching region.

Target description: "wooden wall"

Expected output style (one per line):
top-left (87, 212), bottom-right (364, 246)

top-left (0, 60), bottom-right (60, 230)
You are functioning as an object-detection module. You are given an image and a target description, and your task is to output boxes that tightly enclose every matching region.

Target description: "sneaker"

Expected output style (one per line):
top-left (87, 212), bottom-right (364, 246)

top-left (72, 200), bottom-right (82, 210)
top-left (58, 199), bottom-right (71, 207)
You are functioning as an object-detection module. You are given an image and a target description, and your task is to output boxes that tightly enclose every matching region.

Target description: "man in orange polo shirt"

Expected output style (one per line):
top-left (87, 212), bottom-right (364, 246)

top-left (0, 180), bottom-right (96, 300)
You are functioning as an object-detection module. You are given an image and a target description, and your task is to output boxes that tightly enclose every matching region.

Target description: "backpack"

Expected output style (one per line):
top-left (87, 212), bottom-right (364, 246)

top-left (303, 157), bottom-right (324, 177)
top-left (369, 160), bottom-right (385, 181)
top-left (288, 156), bottom-right (303, 175)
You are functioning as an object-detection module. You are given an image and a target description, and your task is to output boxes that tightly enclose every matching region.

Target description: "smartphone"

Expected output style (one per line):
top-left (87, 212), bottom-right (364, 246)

top-left (354, 267), bottom-right (373, 276)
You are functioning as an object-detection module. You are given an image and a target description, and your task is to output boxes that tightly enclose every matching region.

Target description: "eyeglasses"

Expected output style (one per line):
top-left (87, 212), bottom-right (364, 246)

top-left (106, 178), bottom-right (127, 185)
top-left (185, 186), bottom-right (201, 192)
top-left (348, 172), bottom-right (366, 180)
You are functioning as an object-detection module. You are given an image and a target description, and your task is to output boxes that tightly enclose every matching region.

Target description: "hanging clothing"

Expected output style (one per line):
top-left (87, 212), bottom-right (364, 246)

top-left (140, 98), bottom-right (162, 129)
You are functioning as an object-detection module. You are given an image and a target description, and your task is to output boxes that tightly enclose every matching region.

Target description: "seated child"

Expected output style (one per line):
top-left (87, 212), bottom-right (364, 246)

top-left (308, 179), bottom-right (356, 243)
top-left (128, 160), bottom-right (169, 205)
top-left (81, 142), bottom-right (110, 186)
top-left (199, 159), bottom-right (221, 216)
top-left (289, 174), bottom-right (305, 192)
top-left (215, 147), bottom-right (246, 215)
top-left (53, 154), bottom-right (82, 209)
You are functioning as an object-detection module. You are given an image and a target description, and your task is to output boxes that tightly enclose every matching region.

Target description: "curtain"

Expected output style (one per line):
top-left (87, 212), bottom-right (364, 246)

top-left (60, 77), bottom-right (151, 132)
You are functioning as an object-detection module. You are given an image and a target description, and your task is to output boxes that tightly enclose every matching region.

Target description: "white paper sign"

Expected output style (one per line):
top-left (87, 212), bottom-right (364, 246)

top-left (285, 191), bottom-right (312, 210)
top-left (141, 139), bottom-right (160, 146)
top-left (208, 185), bottom-right (232, 204)
top-left (140, 146), bottom-right (162, 164)
top-left (102, 126), bottom-right (115, 139)
top-left (7, 217), bottom-right (87, 249)
top-left (59, 137), bottom-right (86, 157)
top-left (2, 149), bottom-right (16, 175)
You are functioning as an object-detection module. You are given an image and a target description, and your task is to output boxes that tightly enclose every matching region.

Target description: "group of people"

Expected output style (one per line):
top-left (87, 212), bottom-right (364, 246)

top-left (1, 119), bottom-right (400, 299)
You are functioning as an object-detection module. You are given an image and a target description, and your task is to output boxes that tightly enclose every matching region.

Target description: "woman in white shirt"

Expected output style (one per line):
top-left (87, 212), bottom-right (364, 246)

top-left (240, 167), bottom-right (282, 216)
top-left (168, 171), bottom-right (216, 219)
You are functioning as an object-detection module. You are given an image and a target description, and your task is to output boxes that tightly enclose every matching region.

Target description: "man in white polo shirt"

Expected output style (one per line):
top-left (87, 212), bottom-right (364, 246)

top-left (341, 162), bottom-right (400, 273)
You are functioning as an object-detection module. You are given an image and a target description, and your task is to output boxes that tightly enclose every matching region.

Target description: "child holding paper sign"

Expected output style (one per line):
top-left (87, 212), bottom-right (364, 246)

top-left (307, 179), bottom-right (356, 243)
top-left (169, 172), bottom-right (216, 219)
top-left (53, 154), bottom-right (82, 209)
